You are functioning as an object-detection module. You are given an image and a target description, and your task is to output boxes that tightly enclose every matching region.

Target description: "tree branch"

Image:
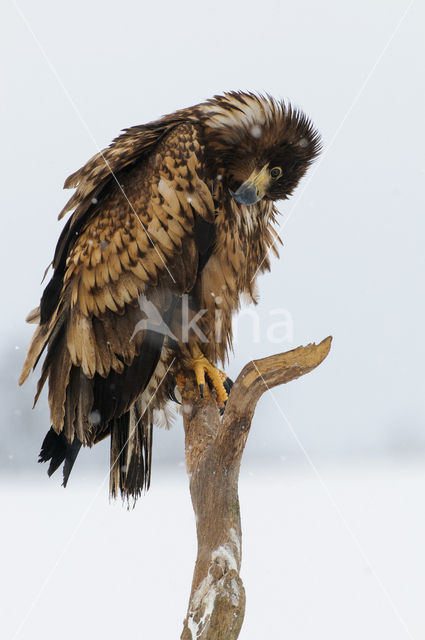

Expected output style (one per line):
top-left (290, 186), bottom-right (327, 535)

top-left (180, 337), bottom-right (332, 639)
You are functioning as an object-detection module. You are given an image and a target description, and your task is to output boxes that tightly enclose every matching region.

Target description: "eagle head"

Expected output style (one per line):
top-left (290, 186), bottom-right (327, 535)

top-left (199, 91), bottom-right (321, 206)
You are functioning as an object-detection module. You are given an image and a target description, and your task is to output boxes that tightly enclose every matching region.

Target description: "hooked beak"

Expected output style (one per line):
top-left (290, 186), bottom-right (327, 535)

top-left (230, 164), bottom-right (271, 205)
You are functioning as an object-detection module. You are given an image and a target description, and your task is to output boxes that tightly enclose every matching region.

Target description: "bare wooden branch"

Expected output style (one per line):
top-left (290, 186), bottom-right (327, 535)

top-left (180, 337), bottom-right (332, 639)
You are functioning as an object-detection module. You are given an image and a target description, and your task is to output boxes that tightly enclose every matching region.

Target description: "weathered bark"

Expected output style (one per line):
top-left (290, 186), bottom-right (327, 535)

top-left (180, 337), bottom-right (332, 639)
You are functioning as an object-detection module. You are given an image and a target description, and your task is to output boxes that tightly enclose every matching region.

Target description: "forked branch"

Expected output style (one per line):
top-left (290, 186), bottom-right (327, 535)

top-left (180, 337), bottom-right (332, 640)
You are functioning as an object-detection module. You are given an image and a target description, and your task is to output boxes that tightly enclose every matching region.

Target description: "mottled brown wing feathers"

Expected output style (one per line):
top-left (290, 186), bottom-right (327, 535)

top-left (58, 117), bottom-right (184, 221)
top-left (21, 121), bottom-right (215, 485)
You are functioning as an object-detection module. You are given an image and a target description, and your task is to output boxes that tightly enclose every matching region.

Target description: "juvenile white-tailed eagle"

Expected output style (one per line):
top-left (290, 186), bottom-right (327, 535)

top-left (20, 92), bottom-right (321, 501)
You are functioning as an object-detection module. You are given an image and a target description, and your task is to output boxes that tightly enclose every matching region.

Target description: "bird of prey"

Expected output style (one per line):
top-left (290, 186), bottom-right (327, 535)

top-left (20, 91), bottom-right (321, 501)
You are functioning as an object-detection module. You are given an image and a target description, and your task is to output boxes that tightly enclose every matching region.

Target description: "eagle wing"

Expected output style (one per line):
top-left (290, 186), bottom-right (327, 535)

top-left (20, 120), bottom-right (215, 497)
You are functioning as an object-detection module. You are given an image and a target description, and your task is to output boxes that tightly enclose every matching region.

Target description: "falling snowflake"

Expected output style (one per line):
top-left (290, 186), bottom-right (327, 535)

top-left (89, 410), bottom-right (102, 426)
top-left (250, 125), bottom-right (262, 138)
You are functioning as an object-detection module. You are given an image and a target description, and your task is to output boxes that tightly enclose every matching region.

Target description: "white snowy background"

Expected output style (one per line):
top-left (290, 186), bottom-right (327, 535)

top-left (1, 0), bottom-right (424, 638)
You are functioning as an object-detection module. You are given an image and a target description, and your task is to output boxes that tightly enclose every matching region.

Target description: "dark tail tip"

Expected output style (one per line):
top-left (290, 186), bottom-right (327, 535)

top-left (39, 427), bottom-right (82, 487)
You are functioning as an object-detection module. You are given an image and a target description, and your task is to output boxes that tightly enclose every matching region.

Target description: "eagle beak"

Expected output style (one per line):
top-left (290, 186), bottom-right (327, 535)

top-left (230, 165), bottom-right (270, 205)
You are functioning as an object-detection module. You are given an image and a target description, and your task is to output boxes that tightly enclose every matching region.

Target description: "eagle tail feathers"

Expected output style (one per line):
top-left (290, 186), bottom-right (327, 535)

top-left (38, 428), bottom-right (82, 487)
top-left (39, 401), bottom-right (153, 500)
top-left (109, 402), bottom-right (153, 505)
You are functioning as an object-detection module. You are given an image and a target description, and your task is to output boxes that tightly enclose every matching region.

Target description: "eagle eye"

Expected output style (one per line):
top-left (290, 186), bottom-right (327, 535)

top-left (270, 167), bottom-right (282, 180)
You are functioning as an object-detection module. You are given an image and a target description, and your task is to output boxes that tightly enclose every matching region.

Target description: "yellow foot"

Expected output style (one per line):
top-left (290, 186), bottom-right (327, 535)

top-left (186, 347), bottom-right (230, 407)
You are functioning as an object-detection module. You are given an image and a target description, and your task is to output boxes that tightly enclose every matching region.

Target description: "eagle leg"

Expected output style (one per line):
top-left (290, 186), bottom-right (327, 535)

top-left (187, 345), bottom-right (230, 407)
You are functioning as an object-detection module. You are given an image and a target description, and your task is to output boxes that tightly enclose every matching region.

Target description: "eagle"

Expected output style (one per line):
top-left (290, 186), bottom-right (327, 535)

top-left (20, 91), bottom-right (321, 501)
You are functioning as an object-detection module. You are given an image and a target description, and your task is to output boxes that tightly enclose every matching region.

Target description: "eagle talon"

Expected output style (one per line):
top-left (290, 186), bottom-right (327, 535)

top-left (187, 347), bottom-right (230, 407)
top-left (223, 376), bottom-right (233, 395)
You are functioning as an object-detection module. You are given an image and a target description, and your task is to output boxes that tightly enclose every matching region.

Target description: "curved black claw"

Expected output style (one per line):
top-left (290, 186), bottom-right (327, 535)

top-left (167, 384), bottom-right (182, 405)
top-left (223, 376), bottom-right (234, 396)
top-left (167, 376), bottom-right (233, 414)
top-left (218, 376), bottom-right (234, 415)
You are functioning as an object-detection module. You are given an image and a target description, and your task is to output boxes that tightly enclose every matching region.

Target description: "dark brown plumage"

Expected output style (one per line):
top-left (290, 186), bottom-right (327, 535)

top-left (20, 91), bottom-right (321, 502)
